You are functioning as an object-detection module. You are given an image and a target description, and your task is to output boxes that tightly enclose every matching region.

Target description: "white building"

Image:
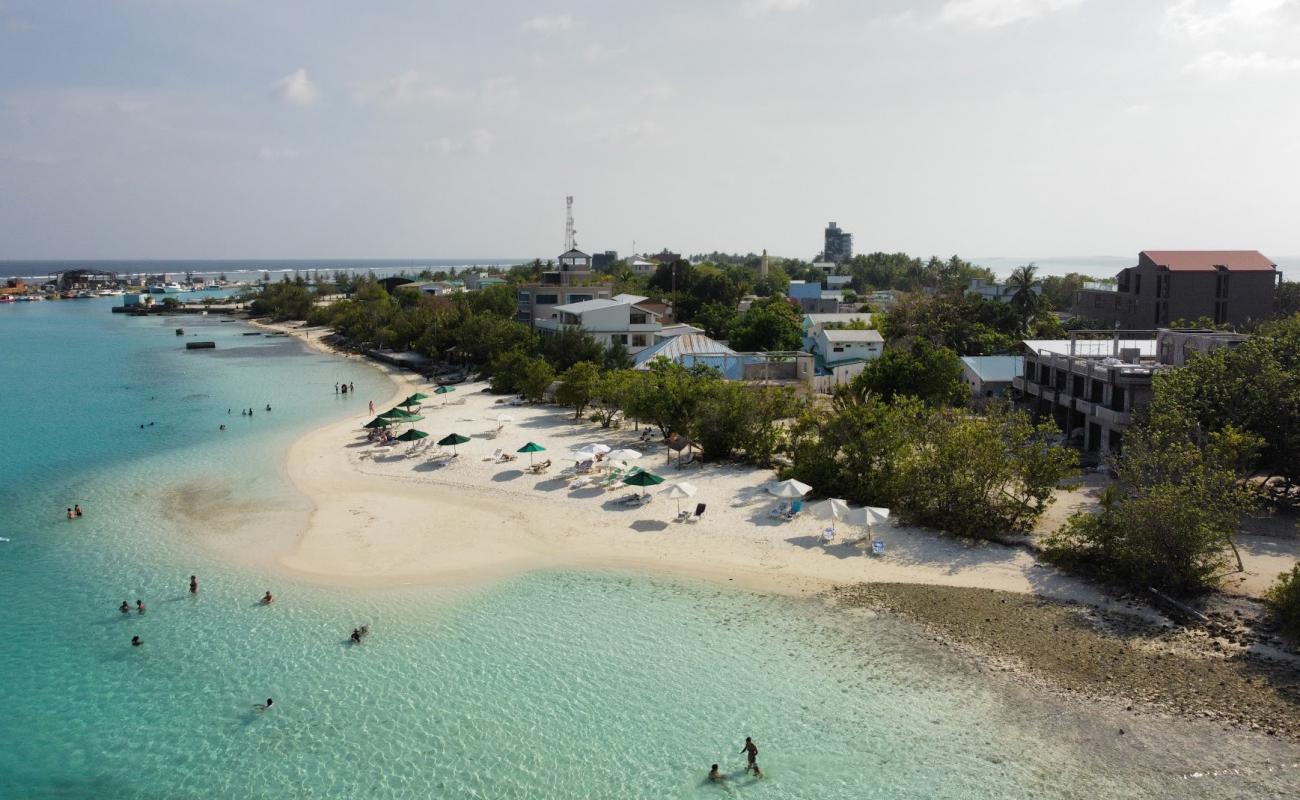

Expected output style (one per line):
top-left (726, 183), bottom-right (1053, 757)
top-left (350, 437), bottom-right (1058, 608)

top-left (535, 295), bottom-right (664, 354)
top-left (815, 328), bottom-right (884, 366)
top-left (629, 257), bottom-right (658, 275)
top-left (802, 312), bottom-right (874, 351)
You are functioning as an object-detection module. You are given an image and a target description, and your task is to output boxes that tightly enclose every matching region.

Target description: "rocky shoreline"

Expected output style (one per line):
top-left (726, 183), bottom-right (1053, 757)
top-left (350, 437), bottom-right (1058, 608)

top-left (831, 582), bottom-right (1300, 741)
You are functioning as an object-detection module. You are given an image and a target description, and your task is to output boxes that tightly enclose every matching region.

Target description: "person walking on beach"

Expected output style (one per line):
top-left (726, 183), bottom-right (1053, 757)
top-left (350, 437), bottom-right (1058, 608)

top-left (369, 400), bottom-right (374, 415)
top-left (189, 575), bottom-right (198, 595)
top-left (741, 737), bottom-right (758, 774)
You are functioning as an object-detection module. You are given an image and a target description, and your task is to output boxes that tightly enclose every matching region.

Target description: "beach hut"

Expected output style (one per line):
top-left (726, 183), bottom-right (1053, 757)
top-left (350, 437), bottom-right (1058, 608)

top-left (438, 432), bottom-right (471, 455)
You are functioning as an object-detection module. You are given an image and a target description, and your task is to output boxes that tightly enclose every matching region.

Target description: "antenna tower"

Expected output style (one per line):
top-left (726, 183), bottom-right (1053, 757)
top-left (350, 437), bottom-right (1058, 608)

top-left (564, 196), bottom-right (577, 251)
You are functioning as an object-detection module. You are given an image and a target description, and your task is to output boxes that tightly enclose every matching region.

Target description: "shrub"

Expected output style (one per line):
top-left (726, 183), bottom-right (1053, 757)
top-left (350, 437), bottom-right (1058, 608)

top-left (1265, 565), bottom-right (1300, 637)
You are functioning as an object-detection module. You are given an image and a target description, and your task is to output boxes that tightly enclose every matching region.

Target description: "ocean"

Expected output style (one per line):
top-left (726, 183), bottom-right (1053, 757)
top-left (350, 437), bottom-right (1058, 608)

top-left (1, 299), bottom-right (1297, 799)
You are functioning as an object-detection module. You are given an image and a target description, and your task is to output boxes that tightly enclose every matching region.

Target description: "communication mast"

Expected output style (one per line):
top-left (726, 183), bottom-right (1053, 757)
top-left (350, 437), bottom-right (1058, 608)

top-left (564, 196), bottom-right (577, 251)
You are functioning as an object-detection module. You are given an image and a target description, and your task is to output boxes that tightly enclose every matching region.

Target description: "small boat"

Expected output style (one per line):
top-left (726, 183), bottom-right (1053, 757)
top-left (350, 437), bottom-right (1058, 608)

top-left (75, 291), bottom-right (96, 299)
top-left (97, 289), bottom-right (123, 297)
top-left (0, 296), bottom-right (13, 304)
top-left (147, 283), bottom-right (186, 295)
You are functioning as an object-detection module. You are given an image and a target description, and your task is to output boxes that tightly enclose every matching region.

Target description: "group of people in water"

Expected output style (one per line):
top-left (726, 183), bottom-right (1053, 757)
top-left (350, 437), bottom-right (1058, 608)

top-left (66, 504), bottom-right (83, 519)
top-left (229, 405), bottom-right (272, 416)
top-left (707, 738), bottom-right (764, 785)
top-left (335, 381), bottom-right (355, 394)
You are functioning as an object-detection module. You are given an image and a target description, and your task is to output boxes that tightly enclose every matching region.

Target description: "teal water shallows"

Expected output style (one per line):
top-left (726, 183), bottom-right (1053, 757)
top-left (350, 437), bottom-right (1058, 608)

top-left (2, 302), bottom-right (1299, 799)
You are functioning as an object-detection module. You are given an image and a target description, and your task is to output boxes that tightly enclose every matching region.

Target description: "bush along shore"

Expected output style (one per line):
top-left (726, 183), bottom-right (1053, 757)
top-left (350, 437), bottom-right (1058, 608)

top-left (831, 583), bottom-right (1300, 741)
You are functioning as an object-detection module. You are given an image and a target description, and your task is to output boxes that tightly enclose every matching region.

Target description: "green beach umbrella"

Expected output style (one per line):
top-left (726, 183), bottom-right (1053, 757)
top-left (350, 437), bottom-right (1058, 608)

top-left (438, 432), bottom-right (471, 454)
top-left (396, 428), bottom-right (429, 442)
top-left (363, 416), bottom-right (392, 429)
top-left (517, 441), bottom-right (546, 465)
top-left (622, 469), bottom-right (664, 496)
top-left (378, 408), bottom-right (407, 419)
top-left (399, 413), bottom-right (425, 423)
top-left (434, 384), bottom-right (456, 404)
top-left (400, 392), bottom-right (428, 408)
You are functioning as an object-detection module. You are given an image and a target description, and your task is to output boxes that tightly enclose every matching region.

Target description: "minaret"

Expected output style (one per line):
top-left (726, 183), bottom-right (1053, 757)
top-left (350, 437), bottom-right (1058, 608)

top-left (760, 249), bottom-right (769, 277)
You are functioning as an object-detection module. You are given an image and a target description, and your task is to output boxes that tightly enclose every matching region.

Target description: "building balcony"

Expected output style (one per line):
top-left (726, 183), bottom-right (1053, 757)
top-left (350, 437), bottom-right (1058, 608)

top-left (1093, 406), bottom-right (1131, 427)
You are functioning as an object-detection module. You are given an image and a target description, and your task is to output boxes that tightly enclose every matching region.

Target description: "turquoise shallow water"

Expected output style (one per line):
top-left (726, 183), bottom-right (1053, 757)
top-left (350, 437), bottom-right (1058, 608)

top-left (2, 301), bottom-right (1299, 799)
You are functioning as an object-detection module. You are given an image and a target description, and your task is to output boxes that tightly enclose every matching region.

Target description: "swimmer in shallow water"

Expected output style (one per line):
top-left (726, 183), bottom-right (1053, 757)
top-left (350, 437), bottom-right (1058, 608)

top-left (120, 601), bottom-right (131, 614)
top-left (136, 600), bottom-right (146, 614)
top-left (131, 636), bottom-right (142, 647)
top-left (261, 591), bottom-right (273, 605)
top-left (254, 698), bottom-right (273, 711)
top-left (708, 765), bottom-right (726, 783)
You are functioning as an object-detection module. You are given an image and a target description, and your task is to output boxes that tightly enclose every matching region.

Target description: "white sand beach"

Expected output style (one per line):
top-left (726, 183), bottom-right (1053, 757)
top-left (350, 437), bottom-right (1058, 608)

top-left (246, 322), bottom-right (1141, 607)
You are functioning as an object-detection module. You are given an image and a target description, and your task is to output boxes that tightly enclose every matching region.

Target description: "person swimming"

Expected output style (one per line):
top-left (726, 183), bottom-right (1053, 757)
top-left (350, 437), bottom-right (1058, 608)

top-left (131, 636), bottom-right (142, 647)
top-left (261, 591), bottom-right (273, 605)
top-left (265, 404), bottom-right (271, 412)
top-left (74, 504), bottom-right (83, 518)
top-left (708, 765), bottom-right (726, 783)
top-left (136, 600), bottom-right (146, 614)
top-left (219, 424), bottom-right (226, 431)
top-left (254, 698), bottom-right (273, 711)
top-left (351, 628), bottom-right (362, 644)
top-left (67, 507), bottom-right (74, 519)
top-left (119, 601), bottom-right (131, 614)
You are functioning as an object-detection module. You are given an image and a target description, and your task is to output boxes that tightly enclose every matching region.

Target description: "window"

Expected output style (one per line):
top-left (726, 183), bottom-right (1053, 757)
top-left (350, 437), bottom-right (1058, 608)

top-left (534, 294), bottom-right (559, 305)
top-left (614, 334), bottom-right (628, 344)
top-left (517, 291), bottom-right (531, 303)
top-left (566, 294), bottom-right (593, 303)
top-left (832, 346), bottom-right (844, 352)
top-left (630, 312), bottom-right (649, 325)
top-left (1134, 274), bottom-right (1142, 295)
top-left (631, 334), bottom-right (648, 347)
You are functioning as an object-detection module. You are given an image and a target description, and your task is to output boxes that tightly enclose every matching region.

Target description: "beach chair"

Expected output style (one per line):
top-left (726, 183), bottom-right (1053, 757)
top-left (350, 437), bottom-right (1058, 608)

top-left (601, 468), bottom-right (626, 489)
top-left (685, 503), bottom-right (706, 524)
top-left (575, 459), bottom-right (594, 474)
top-left (820, 527), bottom-right (836, 545)
top-left (783, 499), bottom-right (804, 521)
top-left (871, 538), bottom-right (886, 556)
top-left (675, 509), bottom-right (692, 522)
top-left (768, 501), bottom-right (791, 519)
top-left (485, 448), bottom-right (503, 462)
top-left (497, 452), bottom-right (517, 463)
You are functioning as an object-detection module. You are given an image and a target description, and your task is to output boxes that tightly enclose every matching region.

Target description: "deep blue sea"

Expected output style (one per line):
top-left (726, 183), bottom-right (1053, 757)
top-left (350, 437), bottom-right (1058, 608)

top-left (2, 300), bottom-right (1298, 799)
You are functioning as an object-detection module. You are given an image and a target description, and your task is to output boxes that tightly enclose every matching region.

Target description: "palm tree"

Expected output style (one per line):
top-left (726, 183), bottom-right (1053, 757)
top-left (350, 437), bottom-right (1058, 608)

top-left (1007, 263), bottom-right (1041, 333)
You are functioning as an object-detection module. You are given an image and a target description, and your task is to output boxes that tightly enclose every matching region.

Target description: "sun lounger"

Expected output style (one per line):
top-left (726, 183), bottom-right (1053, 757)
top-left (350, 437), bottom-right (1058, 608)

top-left (871, 538), bottom-right (885, 555)
top-left (820, 527), bottom-right (835, 545)
top-left (768, 501), bottom-right (791, 519)
top-left (497, 452), bottom-right (517, 463)
top-left (601, 468), bottom-right (625, 488)
top-left (574, 459), bottom-right (594, 474)
top-left (675, 509), bottom-right (691, 522)
top-left (485, 448), bottom-right (503, 461)
top-left (685, 503), bottom-right (706, 524)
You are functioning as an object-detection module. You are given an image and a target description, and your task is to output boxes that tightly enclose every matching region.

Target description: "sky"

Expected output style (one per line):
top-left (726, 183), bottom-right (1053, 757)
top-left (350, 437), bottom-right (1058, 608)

top-left (1, 0), bottom-right (1298, 261)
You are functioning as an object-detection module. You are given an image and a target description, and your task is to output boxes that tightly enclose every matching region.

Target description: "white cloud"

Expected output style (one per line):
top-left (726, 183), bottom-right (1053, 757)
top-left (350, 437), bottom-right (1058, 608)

top-left (522, 14), bottom-right (575, 32)
top-left (479, 76), bottom-right (520, 108)
top-left (1183, 49), bottom-right (1300, 78)
top-left (424, 129), bottom-right (497, 155)
top-left (257, 145), bottom-right (301, 161)
top-left (350, 71), bottom-right (462, 109)
top-left (746, 0), bottom-right (813, 12)
top-left (586, 121), bottom-right (660, 144)
top-left (270, 68), bottom-right (319, 107)
top-left (938, 0), bottom-right (1085, 29)
top-left (642, 81), bottom-right (676, 102)
top-left (1162, 0), bottom-right (1291, 39)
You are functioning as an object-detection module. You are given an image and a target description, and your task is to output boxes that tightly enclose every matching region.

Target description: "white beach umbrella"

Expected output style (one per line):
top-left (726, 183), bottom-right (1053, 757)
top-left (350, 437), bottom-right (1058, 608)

top-left (812, 498), bottom-right (851, 530)
top-left (661, 481), bottom-right (698, 515)
top-left (572, 443), bottom-right (611, 459)
top-left (605, 448), bottom-right (642, 464)
top-left (846, 506), bottom-right (891, 529)
top-left (495, 413), bottom-right (515, 425)
top-left (767, 479), bottom-right (812, 499)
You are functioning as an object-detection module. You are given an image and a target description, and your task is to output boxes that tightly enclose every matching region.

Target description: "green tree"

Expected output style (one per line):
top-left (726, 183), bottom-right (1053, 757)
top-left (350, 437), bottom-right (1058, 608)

top-left (591, 369), bottom-right (635, 428)
top-left (556, 361), bottom-right (601, 419)
top-left (519, 358), bottom-right (556, 403)
top-left (1265, 565), bottom-right (1300, 636)
top-left (844, 340), bottom-right (967, 407)
top-left (727, 297), bottom-right (802, 351)
top-left (1044, 418), bottom-right (1259, 593)
top-left (538, 327), bottom-right (606, 372)
top-left (694, 302), bottom-right (739, 340)
top-left (603, 339), bottom-right (634, 370)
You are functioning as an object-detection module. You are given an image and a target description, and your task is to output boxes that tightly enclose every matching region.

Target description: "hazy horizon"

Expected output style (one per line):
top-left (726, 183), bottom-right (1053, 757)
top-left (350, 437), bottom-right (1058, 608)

top-left (3, 1), bottom-right (1299, 259)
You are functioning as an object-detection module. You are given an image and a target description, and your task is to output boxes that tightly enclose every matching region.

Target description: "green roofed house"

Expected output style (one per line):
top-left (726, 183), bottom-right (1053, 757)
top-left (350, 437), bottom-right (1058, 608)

top-left (959, 355), bottom-right (1024, 399)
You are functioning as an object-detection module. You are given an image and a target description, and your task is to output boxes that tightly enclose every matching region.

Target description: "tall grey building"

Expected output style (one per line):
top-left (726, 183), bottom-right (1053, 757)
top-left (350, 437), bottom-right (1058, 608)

top-left (823, 222), bottom-right (852, 264)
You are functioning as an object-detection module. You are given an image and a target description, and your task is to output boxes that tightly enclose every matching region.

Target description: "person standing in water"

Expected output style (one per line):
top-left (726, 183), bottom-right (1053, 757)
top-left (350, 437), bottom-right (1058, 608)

top-left (189, 575), bottom-right (198, 595)
top-left (131, 636), bottom-right (142, 647)
top-left (119, 601), bottom-right (131, 614)
top-left (74, 504), bottom-right (83, 518)
top-left (707, 765), bottom-right (726, 783)
top-left (136, 600), bottom-right (146, 614)
top-left (261, 591), bottom-right (273, 605)
top-left (67, 508), bottom-right (74, 520)
top-left (741, 737), bottom-right (759, 774)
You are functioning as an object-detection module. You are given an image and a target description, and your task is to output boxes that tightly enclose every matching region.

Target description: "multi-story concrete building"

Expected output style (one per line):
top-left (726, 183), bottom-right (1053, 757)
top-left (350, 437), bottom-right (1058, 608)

top-left (1071, 250), bottom-right (1279, 328)
top-left (1014, 329), bottom-right (1249, 453)
top-left (534, 294), bottom-right (664, 355)
top-left (516, 249), bottom-right (611, 325)
top-left (823, 222), bottom-right (852, 264)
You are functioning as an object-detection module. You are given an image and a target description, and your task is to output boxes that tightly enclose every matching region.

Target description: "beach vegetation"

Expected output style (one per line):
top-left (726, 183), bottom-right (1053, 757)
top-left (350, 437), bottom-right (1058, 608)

top-left (590, 370), bottom-right (635, 428)
top-left (784, 396), bottom-right (1073, 539)
top-left (250, 278), bottom-right (314, 320)
top-left (1044, 415), bottom-right (1259, 594)
top-left (556, 361), bottom-right (601, 419)
top-left (519, 359), bottom-right (556, 403)
top-left (537, 328), bottom-right (606, 373)
top-left (841, 339), bottom-right (967, 408)
top-left (1265, 565), bottom-right (1300, 637)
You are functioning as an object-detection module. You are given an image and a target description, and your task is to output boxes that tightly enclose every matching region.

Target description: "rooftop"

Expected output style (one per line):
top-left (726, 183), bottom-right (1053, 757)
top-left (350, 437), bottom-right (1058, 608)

top-left (1022, 338), bottom-right (1159, 358)
top-left (1140, 250), bottom-right (1276, 272)
top-left (961, 355), bottom-right (1024, 383)
top-left (634, 334), bottom-right (736, 367)
top-left (804, 312), bottom-right (873, 326)
top-left (552, 298), bottom-right (623, 315)
top-left (821, 329), bottom-right (883, 343)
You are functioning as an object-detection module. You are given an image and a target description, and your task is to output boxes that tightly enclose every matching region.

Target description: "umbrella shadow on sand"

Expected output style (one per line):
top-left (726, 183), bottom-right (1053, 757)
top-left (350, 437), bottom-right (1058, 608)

top-left (492, 469), bottom-right (524, 482)
top-left (534, 477), bottom-right (570, 492)
top-left (630, 520), bottom-right (670, 533)
top-left (569, 487), bottom-right (606, 499)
